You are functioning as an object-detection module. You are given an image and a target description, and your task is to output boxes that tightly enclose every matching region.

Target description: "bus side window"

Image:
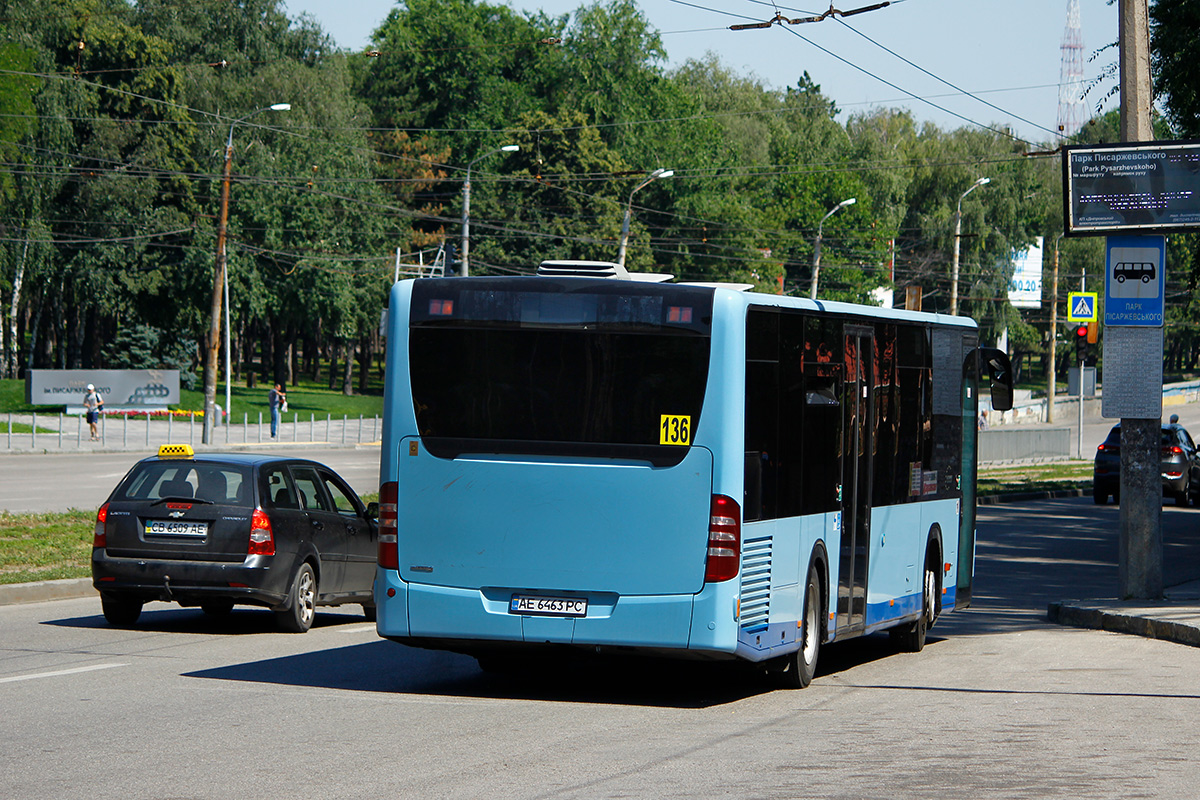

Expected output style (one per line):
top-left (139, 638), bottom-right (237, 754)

top-left (744, 308), bottom-right (780, 521)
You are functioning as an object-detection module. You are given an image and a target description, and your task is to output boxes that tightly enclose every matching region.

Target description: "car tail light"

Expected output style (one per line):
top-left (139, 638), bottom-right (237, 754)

top-left (93, 503), bottom-right (109, 548)
top-left (1163, 445), bottom-right (1184, 456)
top-left (705, 495), bottom-right (740, 582)
top-left (378, 481), bottom-right (399, 570)
top-left (1097, 443), bottom-right (1118, 454)
top-left (248, 508), bottom-right (275, 556)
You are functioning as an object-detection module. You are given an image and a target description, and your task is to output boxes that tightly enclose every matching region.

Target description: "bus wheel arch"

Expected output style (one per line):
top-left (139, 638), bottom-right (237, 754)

top-left (766, 544), bottom-right (828, 689)
top-left (891, 526), bottom-right (942, 653)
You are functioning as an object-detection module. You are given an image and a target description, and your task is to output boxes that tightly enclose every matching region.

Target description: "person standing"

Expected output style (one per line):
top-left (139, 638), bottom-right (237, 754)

top-left (84, 383), bottom-right (104, 442)
top-left (268, 383), bottom-right (286, 439)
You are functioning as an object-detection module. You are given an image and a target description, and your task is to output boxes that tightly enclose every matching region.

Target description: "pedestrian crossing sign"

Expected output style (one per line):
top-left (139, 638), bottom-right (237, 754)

top-left (1067, 291), bottom-right (1098, 322)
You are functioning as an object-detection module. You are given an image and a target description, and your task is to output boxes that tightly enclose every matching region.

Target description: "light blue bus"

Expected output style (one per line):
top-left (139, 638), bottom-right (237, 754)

top-left (374, 263), bottom-right (1012, 687)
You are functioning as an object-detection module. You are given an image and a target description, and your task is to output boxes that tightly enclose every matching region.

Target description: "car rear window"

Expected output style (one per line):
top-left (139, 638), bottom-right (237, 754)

top-left (116, 461), bottom-right (253, 507)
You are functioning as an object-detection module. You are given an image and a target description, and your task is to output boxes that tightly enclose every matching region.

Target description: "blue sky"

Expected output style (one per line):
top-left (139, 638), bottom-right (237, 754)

top-left (283, 0), bottom-right (1120, 144)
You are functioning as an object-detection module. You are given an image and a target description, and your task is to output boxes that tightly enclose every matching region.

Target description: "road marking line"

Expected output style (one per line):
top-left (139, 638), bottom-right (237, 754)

top-left (0, 663), bottom-right (128, 684)
top-left (338, 625), bottom-right (377, 634)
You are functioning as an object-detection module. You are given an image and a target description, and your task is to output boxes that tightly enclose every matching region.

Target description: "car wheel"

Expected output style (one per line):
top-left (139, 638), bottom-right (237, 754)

top-left (201, 600), bottom-right (234, 617)
top-left (361, 603), bottom-right (377, 622)
top-left (275, 563), bottom-right (317, 633)
top-left (101, 593), bottom-right (143, 627)
top-left (767, 564), bottom-right (822, 689)
top-left (1176, 483), bottom-right (1191, 507)
top-left (1093, 483), bottom-right (1107, 505)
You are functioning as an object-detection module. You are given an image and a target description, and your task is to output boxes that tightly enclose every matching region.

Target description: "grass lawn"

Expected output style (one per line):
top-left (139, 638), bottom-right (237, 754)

top-left (0, 421), bottom-right (58, 434)
top-left (978, 460), bottom-right (1092, 496)
top-left (0, 510), bottom-right (94, 585)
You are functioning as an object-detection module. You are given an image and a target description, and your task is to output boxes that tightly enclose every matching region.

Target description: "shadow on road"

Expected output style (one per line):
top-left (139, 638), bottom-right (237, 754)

top-left (41, 605), bottom-right (373, 634)
top-left (181, 639), bottom-right (787, 708)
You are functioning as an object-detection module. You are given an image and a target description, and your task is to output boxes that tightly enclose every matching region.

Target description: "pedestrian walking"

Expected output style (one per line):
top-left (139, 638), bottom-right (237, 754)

top-left (268, 383), bottom-right (286, 439)
top-left (84, 383), bottom-right (104, 441)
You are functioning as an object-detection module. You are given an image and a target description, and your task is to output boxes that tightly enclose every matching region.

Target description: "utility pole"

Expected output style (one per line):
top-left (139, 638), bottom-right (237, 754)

top-left (1047, 234), bottom-right (1063, 423)
top-left (1117, 0), bottom-right (1162, 600)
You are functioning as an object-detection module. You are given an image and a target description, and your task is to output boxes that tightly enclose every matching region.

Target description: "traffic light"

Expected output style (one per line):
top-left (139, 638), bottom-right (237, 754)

top-left (1074, 324), bottom-right (1089, 362)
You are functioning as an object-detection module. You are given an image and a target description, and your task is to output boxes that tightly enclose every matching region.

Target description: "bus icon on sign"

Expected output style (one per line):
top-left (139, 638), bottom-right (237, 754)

top-left (1113, 261), bottom-right (1156, 284)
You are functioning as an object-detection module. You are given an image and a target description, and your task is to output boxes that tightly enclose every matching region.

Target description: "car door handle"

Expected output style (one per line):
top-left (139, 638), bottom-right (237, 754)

top-left (310, 519), bottom-right (324, 530)
top-left (346, 526), bottom-right (359, 536)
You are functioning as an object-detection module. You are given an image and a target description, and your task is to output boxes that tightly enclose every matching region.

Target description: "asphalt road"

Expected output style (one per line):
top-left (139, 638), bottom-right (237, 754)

top-left (3, 496), bottom-right (1200, 799)
top-left (0, 446), bottom-right (383, 513)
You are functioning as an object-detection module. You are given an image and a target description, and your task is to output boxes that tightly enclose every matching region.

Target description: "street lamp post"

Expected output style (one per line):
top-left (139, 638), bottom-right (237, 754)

top-left (204, 102), bottom-right (290, 445)
top-left (616, 168), bottom-right (673, 268)
top-left (950, 177), bottom-right (990, 316)
top-left (460, 144), bottom-right (518, 277)
top-left (809, 197), bottom-right (856, 300)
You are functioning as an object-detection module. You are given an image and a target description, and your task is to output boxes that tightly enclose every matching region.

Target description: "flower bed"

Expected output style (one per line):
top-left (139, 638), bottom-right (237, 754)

top-left (103, 409), bottom-right (202, 420)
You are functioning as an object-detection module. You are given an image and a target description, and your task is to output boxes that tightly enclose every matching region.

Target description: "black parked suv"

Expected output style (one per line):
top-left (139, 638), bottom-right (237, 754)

top-left (1093, 423), bottom-right (1200, 506)
top-left (92, 446), bottom-right (378, 632)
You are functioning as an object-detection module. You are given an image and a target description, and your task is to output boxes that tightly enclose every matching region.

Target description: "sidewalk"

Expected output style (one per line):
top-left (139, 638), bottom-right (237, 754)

top-left (1047, 580), bottom-right (1200, 648)
top-left (1, 412), bottom-right (382, 454)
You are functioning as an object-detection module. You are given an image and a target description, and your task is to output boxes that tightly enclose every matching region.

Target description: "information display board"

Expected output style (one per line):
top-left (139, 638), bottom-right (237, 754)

top-left (1063, 140), bottom-right (1200, 236)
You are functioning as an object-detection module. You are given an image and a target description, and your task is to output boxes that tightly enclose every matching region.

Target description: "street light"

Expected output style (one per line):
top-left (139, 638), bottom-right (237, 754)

top-left (950, 177), bottom-right (990, 316)
top-left (809, 197), bottom-right (856, 299)
top-left (616, 168), bottom-right (674, 268)
top-left (204, 102), bottom-right (291, 445)
top-left (460, 144), bottom-right (518, 277)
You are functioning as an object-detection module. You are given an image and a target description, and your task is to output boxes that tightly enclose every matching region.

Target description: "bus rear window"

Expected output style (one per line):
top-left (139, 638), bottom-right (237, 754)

top-left (409, 280), bottom-right (713, 465)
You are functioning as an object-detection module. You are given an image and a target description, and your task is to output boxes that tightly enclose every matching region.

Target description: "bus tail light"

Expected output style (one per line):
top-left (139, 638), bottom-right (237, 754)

top-left (705, 495), bottom-right (740, 582)
top-left (93, 503), bottom-right (109, 549)
top-left (378, 481), bottom-right (399, 570)
top-left (248, 509), bottom-right (275, 556)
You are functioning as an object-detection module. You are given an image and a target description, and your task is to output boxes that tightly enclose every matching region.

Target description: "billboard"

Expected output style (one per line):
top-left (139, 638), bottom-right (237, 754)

top-left (26, 369), bottom-right (180, 410)
top-left (1063, 139), bottom-right (1200, 235)
top-left (1007, 236), bottom-right (1043, 308)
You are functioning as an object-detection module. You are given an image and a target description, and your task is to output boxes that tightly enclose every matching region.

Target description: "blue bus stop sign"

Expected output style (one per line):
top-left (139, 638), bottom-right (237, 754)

top-left (1105, 235), bottom-right (1165, 327)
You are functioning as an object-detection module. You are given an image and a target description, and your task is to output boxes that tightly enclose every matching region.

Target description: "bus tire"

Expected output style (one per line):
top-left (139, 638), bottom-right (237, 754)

top-left (275, 563), bottom-right (317, 633)
top-left (768, 564), bottom-right (822, 689)
top-left (892, 561), bottom-right (935, 653)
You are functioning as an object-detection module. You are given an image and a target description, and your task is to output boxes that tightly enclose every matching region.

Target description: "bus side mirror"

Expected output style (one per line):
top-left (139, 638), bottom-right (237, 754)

top-left (979, 347), bottom-right (1013, 411)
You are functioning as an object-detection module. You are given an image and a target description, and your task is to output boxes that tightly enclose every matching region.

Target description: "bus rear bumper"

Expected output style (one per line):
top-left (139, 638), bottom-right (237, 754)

top-left (375, 569), bottom-right (740, 656)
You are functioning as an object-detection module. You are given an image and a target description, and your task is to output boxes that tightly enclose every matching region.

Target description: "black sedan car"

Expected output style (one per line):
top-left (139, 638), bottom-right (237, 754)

top-left (92, 446), bottom-right (378, 632)
top-left (1093, 423), bottom-right (1200, 506)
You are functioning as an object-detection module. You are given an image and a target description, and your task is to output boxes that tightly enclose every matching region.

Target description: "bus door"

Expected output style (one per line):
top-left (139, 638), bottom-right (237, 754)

top-left (837, 326), bottom-right (874, 634)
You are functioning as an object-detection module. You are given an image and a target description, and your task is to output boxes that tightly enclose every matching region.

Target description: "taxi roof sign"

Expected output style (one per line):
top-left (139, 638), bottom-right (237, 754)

top-left (1067, 292), bottom-right (1098, 323)
top-left (157, 444), bottom-right (195, 459)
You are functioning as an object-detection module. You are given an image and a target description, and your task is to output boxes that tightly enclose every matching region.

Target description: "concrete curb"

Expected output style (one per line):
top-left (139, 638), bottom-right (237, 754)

top-left (0, 578), bottom-right (95, 606)
top-left (1047, 588), bottom-right (1200, 649)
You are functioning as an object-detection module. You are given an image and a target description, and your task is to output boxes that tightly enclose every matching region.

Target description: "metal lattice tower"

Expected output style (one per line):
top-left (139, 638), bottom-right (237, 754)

top-left (1058, 0), bottom-right (1085, 140)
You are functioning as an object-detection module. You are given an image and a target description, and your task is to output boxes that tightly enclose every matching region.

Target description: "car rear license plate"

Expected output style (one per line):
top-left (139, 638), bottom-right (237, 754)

top-left (145, 520), bottom-right (208, 537)
top-left (509, 595), bottom-right (587, 617)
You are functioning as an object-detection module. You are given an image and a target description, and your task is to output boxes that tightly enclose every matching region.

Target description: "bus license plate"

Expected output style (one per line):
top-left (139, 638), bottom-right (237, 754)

top-left (145, 520), bottom-right (208, 537)
top-left (510, 595), bottom-right (587, 617)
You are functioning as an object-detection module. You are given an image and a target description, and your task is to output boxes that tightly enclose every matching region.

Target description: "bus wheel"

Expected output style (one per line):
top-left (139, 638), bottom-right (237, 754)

top-left (768, 564), bottom-right (821, 689)
top-left (892, 562), bottom-right (934, 653)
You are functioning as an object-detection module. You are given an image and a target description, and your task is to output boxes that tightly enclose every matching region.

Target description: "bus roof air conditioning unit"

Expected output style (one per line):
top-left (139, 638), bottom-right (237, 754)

top-left (537, 261), bottom-right (674, 283)
top-left (537, 260), bottom-right (630, 279)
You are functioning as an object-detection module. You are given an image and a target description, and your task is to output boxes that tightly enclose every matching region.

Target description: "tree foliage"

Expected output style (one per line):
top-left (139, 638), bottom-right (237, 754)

top-left (5, 0), bottom-right (1199, 391)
